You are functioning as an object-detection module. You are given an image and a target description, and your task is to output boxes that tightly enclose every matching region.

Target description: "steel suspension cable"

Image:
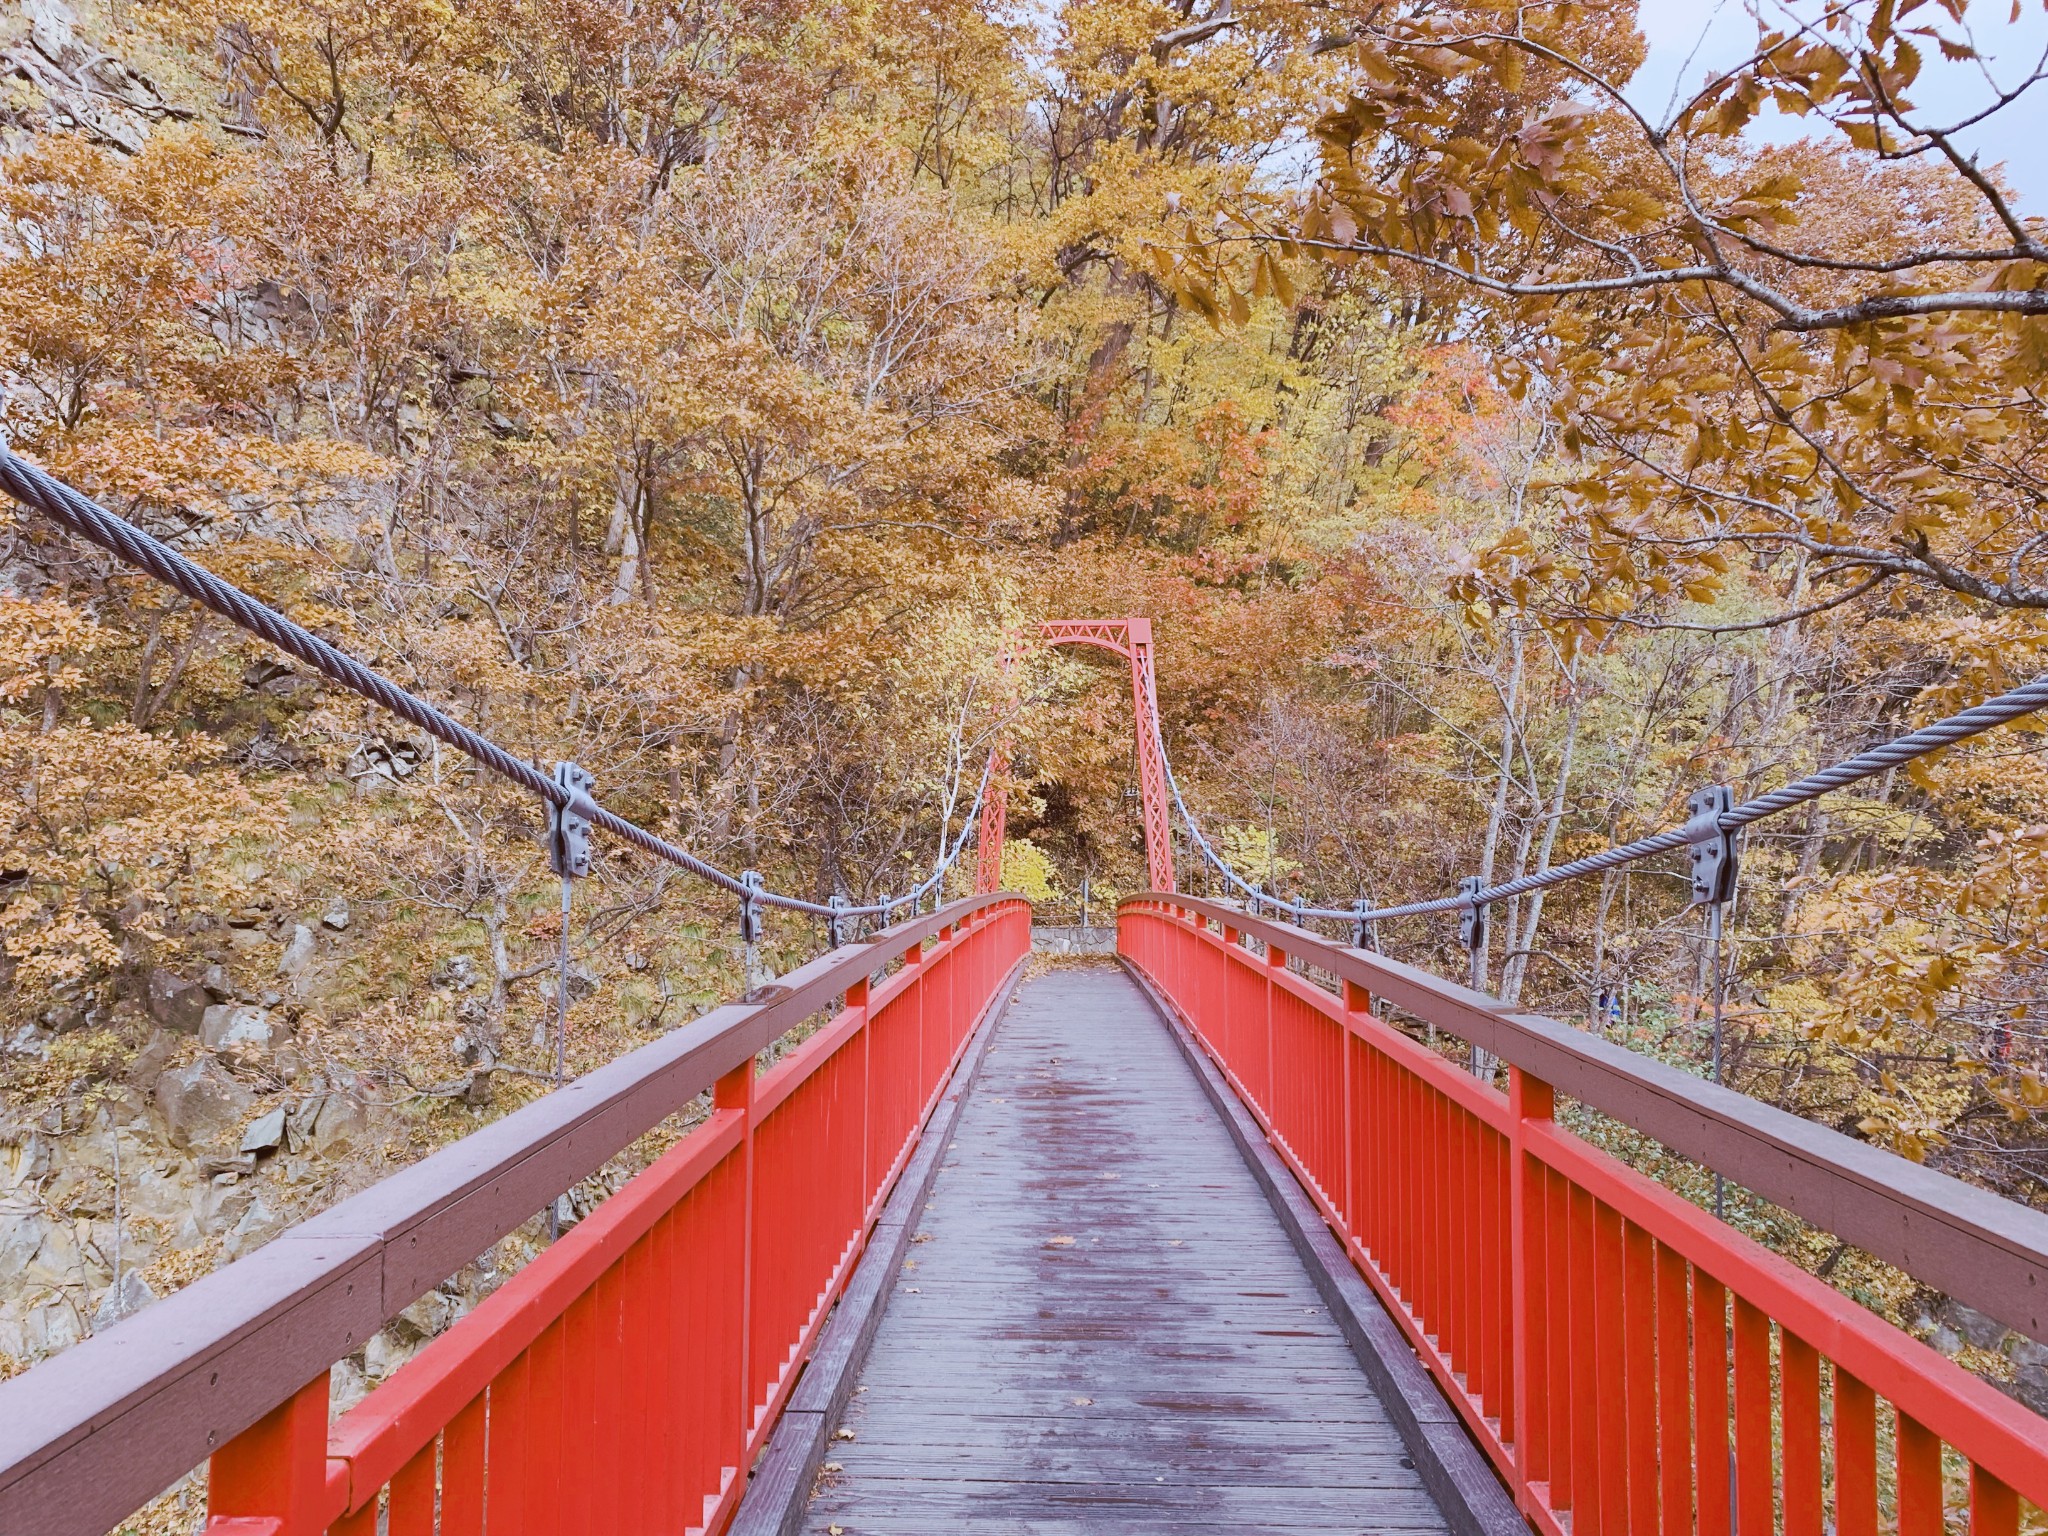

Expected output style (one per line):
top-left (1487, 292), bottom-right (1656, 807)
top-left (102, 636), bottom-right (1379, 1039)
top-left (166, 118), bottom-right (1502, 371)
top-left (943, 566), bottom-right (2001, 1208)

top-left (0, 444), bottom-right (979, 921)
top-left (1147, 647), bottom-right (2048, 926)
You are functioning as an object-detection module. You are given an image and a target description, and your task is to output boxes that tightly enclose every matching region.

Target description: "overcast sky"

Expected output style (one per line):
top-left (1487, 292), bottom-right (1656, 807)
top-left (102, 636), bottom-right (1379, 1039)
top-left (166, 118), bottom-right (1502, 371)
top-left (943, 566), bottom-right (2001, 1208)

top-left (1625, 0), bottom-right (2048, 211)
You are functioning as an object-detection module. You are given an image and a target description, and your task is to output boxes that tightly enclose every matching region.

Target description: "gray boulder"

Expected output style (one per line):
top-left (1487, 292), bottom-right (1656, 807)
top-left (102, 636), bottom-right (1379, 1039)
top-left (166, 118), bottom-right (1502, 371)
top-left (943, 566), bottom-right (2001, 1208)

top-left (4, 1025), bottom-right (48, 1061)
top-left (221, 1192), bottom-right (284, 1258)
top-left (145, 970), bottom-right (209, 1033)
top-left (320, 898), bottom-right (351, 932)
top-left (2017, 1363), bottom-right (2048, 1417)
top-left (200, 1004), bottom-right (283, 1055)
top-left (238, 1106), bottom-right (287, 1156)
top-left (276, 924), bottom-right (316, 978)
top-left (155, 1059), bottom-right (254, 1149)
top-left (0, 1203), bottom-right (50, 1276)
top-left (398, 1289), bottom-right (457, 1339)
top-left (1939, 1300), bottom-right (2010, 1352)
top-left (91, 1270), bottom-right (157, 1330)
top-left (296, 1091), bottom-right (367, 1156)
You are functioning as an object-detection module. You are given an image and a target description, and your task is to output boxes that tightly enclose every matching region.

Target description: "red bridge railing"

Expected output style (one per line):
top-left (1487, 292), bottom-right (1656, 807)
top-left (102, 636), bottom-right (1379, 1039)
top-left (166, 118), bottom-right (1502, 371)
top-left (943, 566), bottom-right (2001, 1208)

top-left (1120, 895), bottom-right (2048, 1536)
top-left (0, 896), bottom-right (1030, 1536)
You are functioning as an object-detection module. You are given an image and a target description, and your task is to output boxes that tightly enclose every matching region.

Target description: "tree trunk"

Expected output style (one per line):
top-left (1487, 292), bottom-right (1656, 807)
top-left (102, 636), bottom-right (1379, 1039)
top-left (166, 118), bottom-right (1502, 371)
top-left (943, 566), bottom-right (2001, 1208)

top-left (1500, 663), bottom-right (1582, 1008)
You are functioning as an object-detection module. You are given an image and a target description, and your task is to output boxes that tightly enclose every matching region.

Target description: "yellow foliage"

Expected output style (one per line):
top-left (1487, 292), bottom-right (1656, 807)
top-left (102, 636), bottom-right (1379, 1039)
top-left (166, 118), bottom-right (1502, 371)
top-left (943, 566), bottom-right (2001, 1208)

top-left (998, 840), bottom-right (1062, 903)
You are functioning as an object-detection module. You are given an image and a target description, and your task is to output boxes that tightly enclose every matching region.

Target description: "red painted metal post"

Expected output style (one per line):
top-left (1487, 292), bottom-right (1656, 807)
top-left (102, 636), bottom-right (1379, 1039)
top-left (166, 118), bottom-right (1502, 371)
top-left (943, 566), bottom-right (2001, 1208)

top-left (1124, 619), bottom-right (1176, 892)
top-left (974, 639), bottom-right (1021, 894)
top-left (974, 746), bottom-right (1008, 893)
top-left (206, 1371), bottom-right (330, 1536)
top-left (1036, 618), bottom-right (1175, 892)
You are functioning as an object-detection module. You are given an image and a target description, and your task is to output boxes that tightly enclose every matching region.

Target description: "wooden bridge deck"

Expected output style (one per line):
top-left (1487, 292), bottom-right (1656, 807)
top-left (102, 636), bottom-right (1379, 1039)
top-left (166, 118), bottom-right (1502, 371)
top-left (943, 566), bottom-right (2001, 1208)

top-left (802, 965), bottom-right (1451, 1535)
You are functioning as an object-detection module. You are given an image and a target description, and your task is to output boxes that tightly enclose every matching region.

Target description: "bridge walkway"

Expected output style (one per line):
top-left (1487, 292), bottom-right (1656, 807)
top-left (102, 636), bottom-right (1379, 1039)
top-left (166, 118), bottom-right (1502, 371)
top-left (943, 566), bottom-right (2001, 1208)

top-left (803, 965), bottom-right (1450, 1535)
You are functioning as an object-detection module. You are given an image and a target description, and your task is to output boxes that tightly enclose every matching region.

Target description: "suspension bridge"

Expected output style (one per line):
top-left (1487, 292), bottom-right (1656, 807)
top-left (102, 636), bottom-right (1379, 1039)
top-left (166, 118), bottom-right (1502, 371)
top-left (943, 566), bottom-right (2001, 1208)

top-left (1, 444), bottom-right (2047, 1536)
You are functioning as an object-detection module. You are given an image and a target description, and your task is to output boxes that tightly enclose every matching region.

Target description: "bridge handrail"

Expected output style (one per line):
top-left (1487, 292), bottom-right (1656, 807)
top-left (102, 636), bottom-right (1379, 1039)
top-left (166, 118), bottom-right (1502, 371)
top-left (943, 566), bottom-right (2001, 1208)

top-left (0, 894), bottom-right (1023, 1536)
top-left (1120, 895), bottom-right (2048, 1531)
top-left (1125, 894), bottom-right (2048, 1347)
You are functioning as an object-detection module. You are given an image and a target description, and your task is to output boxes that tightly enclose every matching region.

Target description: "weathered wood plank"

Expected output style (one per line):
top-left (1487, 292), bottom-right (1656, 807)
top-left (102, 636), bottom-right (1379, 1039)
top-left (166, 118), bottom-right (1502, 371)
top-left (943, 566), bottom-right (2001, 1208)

top-left (804, 966), bottom-right (1455, 1535)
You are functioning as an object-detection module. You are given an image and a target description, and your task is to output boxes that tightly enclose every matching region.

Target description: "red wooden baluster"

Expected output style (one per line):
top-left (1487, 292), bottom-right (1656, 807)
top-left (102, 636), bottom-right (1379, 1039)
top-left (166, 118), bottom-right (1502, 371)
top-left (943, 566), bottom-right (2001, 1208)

top-left (1448, 1102), bottom-right (1468, 1389)
top-left (1623, 1220), bottom-right (1659, 1536)
top-left (1692, 1275), bottom-right (1731, 1536)
top-left (1655, 1244), bottom-right (1692, 1536)
top-left (1594, 1203), bottom-right (1628, 1536)
top-left (936, 922), bottom-right (956, 1073)
top-left (594, 1262), bottom-right (627, 1536)
top-left (1568, 1184), bottom-right (1600, 1533)
top-left (206, 1370), bottom-right (331, 1536)
top-left (1471, 1113), bottom-right (1489, 1407)
top-left (1537, 1169), bottom-right (1569, 1517)
top-left (1730, 1299), bottom-right (1774, 1536)
top-left (1263, 940), bottom-right (1284, 1119)
top-left (565, 1287), bottom-right (600, 1536)
top-left (1781, 1329), bottom-right (1823, 1536)
top-left (624, 1220), bottom-right (659, 1534)
top-left (716, 1059), bottom-right (756, 1454)
top-left (849, 975), bottom-right (873, 1216)
top-left (1508, 1067), bottom-right (1553, 1515)
top-left (1897, 1412), bottom-right (1944, 1536)
top-left (386, 1440), bottom-right (435, 1536)
top-left (442, 1392), bottom-right (487, 1536)
top-left (1970, 1464), bottom-right (2020, 1536)
top-left (1408, 1068), bottom-right (1427, 1322)
top-left (1833, 1367), bottom-right (1878, 1536)
top-left (902, 939), bottom-right (925, 1101)
top-left (527, 1315), bottom-right (567, 1526)
top-left (1490, 1126), bottom-right (1512, 1436)
top-left (494, 1351), bottom-right (534, 1536)
top-left (1342, 978), bottom-right (1367, 1236)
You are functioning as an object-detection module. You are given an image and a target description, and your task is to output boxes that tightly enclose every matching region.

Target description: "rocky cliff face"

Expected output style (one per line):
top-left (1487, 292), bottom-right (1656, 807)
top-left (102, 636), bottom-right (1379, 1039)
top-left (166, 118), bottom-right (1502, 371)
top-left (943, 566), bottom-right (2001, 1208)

top-left (2, 0), bottom-right (192, 155)
top-left (1, 936), bottom-right (383, 1370)
top-left (0, 847), bottom-right (703, 1408)
top-left (0, 866), bottom-right (513, 1387)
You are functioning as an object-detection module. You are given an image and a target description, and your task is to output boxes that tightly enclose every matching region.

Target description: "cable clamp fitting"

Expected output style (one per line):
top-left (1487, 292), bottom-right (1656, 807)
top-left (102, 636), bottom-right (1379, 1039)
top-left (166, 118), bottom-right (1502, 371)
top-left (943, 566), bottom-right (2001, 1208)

top-left (1457, 875), bottom-right (1488, 954)
top-left (827, 893), bottom-right (850, 949)
top-left (1684, 785), bottom-right (1740, 907)
top-left (1351, 898), bottom-right (1373, 950)
top-left (545, 762), bottom-right (595, 878)
top-left (739, 869), bottom-right (764, 944)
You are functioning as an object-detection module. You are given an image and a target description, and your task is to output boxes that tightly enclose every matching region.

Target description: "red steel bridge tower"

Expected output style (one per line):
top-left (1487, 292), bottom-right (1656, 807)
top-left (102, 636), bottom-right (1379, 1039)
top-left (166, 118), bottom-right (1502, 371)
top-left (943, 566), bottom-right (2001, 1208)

top-left (974, 617), bottom-right (1176, 895)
